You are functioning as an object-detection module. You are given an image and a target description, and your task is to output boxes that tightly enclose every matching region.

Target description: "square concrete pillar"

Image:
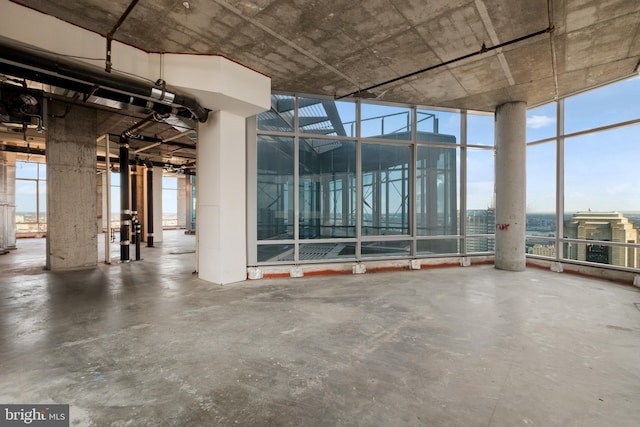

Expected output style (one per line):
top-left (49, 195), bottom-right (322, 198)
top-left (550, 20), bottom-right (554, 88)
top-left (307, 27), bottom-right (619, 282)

top-left (46, 102), bottom-right (98, 270)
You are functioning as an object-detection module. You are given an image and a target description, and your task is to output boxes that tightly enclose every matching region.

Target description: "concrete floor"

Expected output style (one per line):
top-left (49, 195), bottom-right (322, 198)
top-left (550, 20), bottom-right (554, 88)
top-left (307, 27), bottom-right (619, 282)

top-left (1, 232), bottom-right (639, 426)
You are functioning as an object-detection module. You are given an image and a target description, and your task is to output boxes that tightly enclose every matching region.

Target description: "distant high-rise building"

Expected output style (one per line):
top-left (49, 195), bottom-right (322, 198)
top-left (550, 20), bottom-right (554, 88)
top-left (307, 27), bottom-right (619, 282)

top-left (467, 208), bottom-right (495, 252)
top-left (564, 211), bottom-right (639, 268)
top-left (530, 243), bottom-right (556, 257)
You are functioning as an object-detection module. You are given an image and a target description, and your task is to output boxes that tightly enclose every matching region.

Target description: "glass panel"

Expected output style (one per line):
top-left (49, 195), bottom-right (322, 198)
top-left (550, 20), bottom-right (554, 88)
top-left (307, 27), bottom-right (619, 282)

top-left (360, 240), bottom-right (411, 258)
top-left (564, 125), bottom-right (639, 214)
top-left (526, 142), bottom-right (556, 237)
top-left (162, 188), bottom-right (177, 227)
top-left (38, 181), bottom-right (46, 223)
top-left (299, 139), bottom-right (356, 239)
top-left (15, 161), bottom-right (38, 179)
top-left (162, 176), bottom-right (178, 189)
top-left (565, 77), bottom-right (640, 134)
top-left (362, 143), bottom-right (411, 236)
top-left (467, 113), bottom-right (494, 146)
top-left (190, 175), bottom-right (196, 231)
top-left (527, 102), bottom-right (556, 142)
top-left (110, 171), bottom-right (121, 228)
top-left (257, 135), bottom-right (295, 240)
top-left (257, 244), bottom-right (295, 263)
top-left (466, 237), bottom-right (495, 253)
top-left (563, 242), bottom-right (639, 269)
top-left (162, 176), bottom-right (178, 227)
top-left (16, 180), bottom-right (37, 223)
top-left (417, 109), bottom-right (460, 143)
top-left (526, 239), bottom-right (556, 257)
top-left (257, 94), bottom-right (295, 132)
top-left (299, 243), bottom-right (356, 261)
top-left (361, 103), bottom-right (412, 140)
top-left (417, 239), bottom-right (459, 255)
top-left (564, 124), bottom-right (640, 268)
top-left (466, 148), bottom-right (495, 242)
top-left (298, 98), bottom-right (356, 137)
top-left (416, 145), bottom-right (458, 236)
top-left (38, 163), bottom-right (47, 180)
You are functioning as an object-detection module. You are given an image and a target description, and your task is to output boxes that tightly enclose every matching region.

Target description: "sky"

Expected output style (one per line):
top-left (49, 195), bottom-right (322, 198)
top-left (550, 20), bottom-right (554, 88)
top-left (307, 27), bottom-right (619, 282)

top-left (526, 76), bottom-right (640, 213)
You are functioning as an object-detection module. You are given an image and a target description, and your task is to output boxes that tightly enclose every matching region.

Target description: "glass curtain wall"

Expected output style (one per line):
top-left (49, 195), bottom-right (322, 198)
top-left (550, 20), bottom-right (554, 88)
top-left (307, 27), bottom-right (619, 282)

top-left (526, 76), bottom-right (640, 271)
top-left (253, 94), bottom-right (493, 265)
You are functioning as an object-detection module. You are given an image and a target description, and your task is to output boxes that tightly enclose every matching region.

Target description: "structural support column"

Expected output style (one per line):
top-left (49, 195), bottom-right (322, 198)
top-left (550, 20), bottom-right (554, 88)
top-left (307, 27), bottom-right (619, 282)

top-left (145, 162), bottom-right (154, 246)
top-left (46, 102), bottom-right (98, 270)
top-left (152, 167), bottom-right (163, 243)
top-left (0, 152), bottom-right (17, 254)
top-left (177, 175), bottom-right (186, 229)
top-left (119, 138), bottom-right (131, 262)
top-left (197, 111), bottom-right (247, 284)
top-left (494, 101), bottom-right (527, 271)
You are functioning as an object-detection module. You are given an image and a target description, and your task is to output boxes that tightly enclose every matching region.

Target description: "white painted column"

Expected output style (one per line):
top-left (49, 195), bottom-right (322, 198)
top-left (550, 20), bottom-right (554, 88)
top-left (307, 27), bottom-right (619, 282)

top-left (197, 111), bottom-right (247, 284)
top-left (152, 168), bottom-right (163, 243)
top-left (495, 101), bottom-right (527, 271)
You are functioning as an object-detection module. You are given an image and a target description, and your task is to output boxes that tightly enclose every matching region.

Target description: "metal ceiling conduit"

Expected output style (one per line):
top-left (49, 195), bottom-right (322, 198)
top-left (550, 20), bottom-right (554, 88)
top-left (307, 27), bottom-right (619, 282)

top-left (0, 36), bottom-right (209, 123)
top-left (0, 143), bottom-right (191, 171)
top-left (339, 26), bottom-right (555, 99)
top-left (105, 0), bottom-right (140, 73)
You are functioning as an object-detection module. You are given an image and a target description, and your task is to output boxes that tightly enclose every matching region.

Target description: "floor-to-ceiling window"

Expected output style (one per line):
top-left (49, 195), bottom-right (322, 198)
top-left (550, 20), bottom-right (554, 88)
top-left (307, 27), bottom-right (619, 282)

top-left (525, 102), bottom-right (557, 258)
top-left (162, 175), bottom-right (178, 228)
top-left (15, 161), bottom-right (46, 236)
top-left (526, 76), bottom-right (640, 271)
top-left (466, 112), bottom-right (495, 254)
top-left (110, 170), bottom-right (120, 230)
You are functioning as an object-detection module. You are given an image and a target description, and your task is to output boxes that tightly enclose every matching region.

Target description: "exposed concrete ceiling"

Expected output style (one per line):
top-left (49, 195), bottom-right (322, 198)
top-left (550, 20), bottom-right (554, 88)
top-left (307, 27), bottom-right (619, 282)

top-left (8, 0), bottom-right (640, 112)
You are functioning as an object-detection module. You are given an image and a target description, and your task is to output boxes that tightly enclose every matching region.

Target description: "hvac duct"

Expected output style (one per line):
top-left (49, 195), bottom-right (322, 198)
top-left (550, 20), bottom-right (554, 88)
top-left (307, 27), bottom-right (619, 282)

top-left (0, 36), bottom-right (209, 123)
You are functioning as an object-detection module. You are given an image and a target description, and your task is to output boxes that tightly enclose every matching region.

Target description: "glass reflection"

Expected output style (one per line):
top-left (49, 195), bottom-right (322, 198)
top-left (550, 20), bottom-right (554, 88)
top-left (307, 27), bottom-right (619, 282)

top-left (257, 135), bottom-right (295, 240)
top-left (299, 139), bottom-right (356, 239)
top-left (362, 143), bottom-right (411, 236)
